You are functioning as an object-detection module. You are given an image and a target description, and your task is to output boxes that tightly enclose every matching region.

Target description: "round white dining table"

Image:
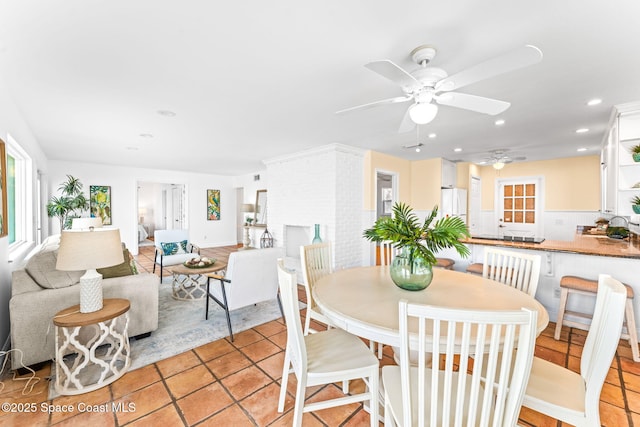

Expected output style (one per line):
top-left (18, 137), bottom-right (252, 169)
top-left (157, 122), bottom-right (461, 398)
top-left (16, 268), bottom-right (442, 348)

top-left (312, 266), bottom-right (549, 348)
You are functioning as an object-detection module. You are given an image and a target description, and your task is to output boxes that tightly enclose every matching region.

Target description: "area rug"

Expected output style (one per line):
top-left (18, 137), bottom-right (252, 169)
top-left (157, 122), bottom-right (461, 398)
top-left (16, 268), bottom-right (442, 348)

top-left (48, 282), bottom-right (291, 399)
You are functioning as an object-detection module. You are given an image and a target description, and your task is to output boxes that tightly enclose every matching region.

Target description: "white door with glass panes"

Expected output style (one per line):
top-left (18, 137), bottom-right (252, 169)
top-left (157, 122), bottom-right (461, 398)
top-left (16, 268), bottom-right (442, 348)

top-left (496, 178), bottom-right (543, 238)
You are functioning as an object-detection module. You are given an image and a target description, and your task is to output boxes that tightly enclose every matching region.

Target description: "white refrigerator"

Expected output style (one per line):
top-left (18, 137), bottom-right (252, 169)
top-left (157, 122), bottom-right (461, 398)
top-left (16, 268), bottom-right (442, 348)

top-left (441, 188), bottom-right (468, 224)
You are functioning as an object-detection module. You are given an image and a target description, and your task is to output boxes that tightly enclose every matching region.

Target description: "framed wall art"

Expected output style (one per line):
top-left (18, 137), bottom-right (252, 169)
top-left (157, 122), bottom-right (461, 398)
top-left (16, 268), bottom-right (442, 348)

top-left (0, 139), bottom-right (7, 238)
top-left (90, 185), bottom-right (112, 225)
top-left (207, 189), bottom-right (220, 220)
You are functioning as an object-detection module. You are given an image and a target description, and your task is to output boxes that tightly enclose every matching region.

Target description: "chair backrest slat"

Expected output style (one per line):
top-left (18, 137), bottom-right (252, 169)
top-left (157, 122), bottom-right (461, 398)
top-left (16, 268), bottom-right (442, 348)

top-left (482, 247), bottom-right (542, 297)
top-left (399, 300), bottom-right (537, 427)
top-left (300, 242), bottom-right (333, 310)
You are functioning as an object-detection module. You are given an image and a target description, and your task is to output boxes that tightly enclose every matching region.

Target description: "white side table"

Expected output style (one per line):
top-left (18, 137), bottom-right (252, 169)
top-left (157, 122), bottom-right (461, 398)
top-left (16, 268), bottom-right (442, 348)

top-left (53, 298), bottom-right (131, 395)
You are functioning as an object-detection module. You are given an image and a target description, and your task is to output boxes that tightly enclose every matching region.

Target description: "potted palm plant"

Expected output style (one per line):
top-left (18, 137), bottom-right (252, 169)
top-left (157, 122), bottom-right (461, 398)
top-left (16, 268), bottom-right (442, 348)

top-left (363, 202), bottom-right (470, 291)
top-left (631, 195), bottom-right (640, 214)
top-left (631, 144), bottom-right (640, 162)
top-left (46, 175), bottom-right (89, 230)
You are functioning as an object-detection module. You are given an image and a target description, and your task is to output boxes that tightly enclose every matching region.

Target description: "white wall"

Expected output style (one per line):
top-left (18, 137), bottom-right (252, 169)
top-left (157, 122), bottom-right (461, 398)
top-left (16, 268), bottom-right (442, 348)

top-left (0, 75), bottom-right (49, 351)
top-left (49, 160), bottom-right (239, 254)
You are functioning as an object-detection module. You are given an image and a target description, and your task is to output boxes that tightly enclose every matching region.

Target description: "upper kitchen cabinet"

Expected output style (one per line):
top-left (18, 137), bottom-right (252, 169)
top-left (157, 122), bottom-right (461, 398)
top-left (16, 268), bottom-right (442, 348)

top-left (441, 159), bottom-right (456, 188)
top-left (602, 102), bottom-right (640, 216)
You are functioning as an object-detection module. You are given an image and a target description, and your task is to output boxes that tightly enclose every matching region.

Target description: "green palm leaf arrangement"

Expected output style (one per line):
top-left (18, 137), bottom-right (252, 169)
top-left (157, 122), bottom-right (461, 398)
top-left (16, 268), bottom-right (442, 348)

top-left (363, 202), bottom-right (470, 267)
top-left (46, 175), bottom-right (89, 230)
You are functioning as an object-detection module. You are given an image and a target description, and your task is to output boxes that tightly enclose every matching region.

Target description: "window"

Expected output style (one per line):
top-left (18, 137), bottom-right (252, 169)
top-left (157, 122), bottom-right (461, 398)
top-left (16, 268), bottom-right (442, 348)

top-left (6, 134), bottom-right (33, 250)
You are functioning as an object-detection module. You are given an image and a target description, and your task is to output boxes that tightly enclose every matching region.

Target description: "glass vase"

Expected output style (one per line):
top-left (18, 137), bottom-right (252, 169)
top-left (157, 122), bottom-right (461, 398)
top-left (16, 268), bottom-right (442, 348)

top-left (390, 247), bottom-right (433, 291)
top-left (312, 224), bottom-right (322, 243)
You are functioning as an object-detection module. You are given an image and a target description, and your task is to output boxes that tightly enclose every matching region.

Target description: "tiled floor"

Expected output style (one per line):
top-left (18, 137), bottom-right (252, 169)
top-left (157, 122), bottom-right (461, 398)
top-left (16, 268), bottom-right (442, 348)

top-left (1, 244), bottom-right (639, 426)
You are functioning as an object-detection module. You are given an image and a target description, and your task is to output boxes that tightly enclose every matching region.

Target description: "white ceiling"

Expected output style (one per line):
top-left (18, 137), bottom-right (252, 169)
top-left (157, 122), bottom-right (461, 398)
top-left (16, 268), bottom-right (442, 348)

top-left (1, 1), bottom-right (639, 175)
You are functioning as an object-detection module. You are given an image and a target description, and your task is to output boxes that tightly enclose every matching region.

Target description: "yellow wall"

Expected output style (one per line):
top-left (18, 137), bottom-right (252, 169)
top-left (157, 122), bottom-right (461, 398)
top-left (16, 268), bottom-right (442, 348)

top-left (363, 150), bottom-right (412, 210)
top-left (364, 151), bottom-right (600, 212)
top-left (410, 158), bottom-right (442, 210)
top-left (476, 155), bottom-right (600, 211)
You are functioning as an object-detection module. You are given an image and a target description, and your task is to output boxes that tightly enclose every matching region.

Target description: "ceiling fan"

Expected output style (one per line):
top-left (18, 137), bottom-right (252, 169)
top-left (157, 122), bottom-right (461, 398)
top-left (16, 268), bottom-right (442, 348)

top-left (336, 44), bottom-right (543, 132)
top-left (476, 150), bottom-right (526, 170)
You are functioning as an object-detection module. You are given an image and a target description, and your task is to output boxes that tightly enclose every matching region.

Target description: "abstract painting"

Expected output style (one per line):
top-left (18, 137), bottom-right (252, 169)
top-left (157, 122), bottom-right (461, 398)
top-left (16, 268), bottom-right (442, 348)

top-left (0, 140), bottom-right (7, 238)
top-left (207, 189), bottom-right (220, 220)
top-left (90, 185), bottom-right (112, 225)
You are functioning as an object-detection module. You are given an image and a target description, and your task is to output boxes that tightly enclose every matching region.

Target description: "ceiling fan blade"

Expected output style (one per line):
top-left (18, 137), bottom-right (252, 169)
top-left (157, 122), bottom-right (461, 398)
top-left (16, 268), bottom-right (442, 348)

top-left (335, 95), bottom-right (412, 114)
top-left (435, 92), bottom-right (510, 115)
top-left (435, 45), bottom-right (543, 92)
top-left (365, 60), bottom-right (420, 88)
top-left (398, 106), bottom-right (415, 133)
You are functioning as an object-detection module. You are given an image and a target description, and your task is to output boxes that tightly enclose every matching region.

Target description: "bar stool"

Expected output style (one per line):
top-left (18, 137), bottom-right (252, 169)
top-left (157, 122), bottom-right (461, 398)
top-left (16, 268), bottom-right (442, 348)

top-left (465, 262), bottom-right (483, 275)
top-left (555, 275), bottom-right (639, 362)
top-left (435, 258), bottom-right (455, 270)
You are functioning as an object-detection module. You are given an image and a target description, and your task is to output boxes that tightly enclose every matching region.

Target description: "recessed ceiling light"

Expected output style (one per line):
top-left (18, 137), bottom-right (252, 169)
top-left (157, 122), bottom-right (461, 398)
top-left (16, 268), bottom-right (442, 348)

top-left (157, 110), bottom-right (176, 117)
top-left (577, 147), bottom-right (588, 152)
top-left (125, 146), bottom-right (139, 151)
top-left (415, 147), bottom-right (421, 153)
top-left (139, 133), bottom-right (154, 138)
top-left (495, 119), bottom-right (505, 126)
top-left (576, 128), bottom-right (590, 134)
top-left (428, 133), bottom-right (437, 139)
top-left (453, 148), bottom-right (462, 152)
top-left (587, 98), bottom-right (602, 106)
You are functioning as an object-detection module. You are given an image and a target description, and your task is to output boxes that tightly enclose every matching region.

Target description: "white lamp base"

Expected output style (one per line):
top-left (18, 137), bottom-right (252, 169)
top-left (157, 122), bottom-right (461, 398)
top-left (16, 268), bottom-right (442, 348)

top-left (242, 226), bottom-right (252, 249)
top-left (80, 269), bottom-right (103, 313)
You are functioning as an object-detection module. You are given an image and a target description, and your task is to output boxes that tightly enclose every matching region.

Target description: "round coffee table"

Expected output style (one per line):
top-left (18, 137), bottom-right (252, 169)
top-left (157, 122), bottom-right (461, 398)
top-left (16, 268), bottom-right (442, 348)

top-left (168, 261), bottom-right (227, 300)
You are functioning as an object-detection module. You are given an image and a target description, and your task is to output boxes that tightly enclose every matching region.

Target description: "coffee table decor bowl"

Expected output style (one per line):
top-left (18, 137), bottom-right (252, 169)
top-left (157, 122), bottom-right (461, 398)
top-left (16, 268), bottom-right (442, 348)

top-left (183, 256), bottom-right (216, 268)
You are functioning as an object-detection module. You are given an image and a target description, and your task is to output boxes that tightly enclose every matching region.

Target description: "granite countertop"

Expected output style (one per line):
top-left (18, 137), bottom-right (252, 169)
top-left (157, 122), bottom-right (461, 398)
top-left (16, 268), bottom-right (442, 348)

top-left (462, 233), bottom-right (640, 259)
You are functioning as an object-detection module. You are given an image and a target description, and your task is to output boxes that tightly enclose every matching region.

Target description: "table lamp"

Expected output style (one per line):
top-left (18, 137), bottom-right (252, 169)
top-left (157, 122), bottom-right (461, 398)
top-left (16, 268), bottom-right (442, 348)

top-left (242, 203), bottom-right (255, 248)
top-left (71, 217), bottom-right (103, 230)
top-left (56, 228), bottom-right (124, 313)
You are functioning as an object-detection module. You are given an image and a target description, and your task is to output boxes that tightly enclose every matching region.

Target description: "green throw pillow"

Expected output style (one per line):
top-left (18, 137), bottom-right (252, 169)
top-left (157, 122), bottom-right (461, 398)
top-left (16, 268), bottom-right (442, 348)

top-left (97, 248), bottom-right (135, 279)
top-left (161, 240), bottom-right (188, 255)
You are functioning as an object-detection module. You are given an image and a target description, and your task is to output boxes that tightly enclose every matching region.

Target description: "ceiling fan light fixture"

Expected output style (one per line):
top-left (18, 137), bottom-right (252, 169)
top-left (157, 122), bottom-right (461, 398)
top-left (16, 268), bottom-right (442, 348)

top-left (409, 103), bottom-right (438, 124)
top-left (493, 161), bottom-right (505, 170)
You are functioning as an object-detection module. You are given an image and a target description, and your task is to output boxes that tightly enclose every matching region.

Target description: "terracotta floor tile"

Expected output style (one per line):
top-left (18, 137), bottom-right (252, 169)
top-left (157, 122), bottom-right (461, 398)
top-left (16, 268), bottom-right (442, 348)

top-left (221, 366), bottom-right (272, 400)
top-left (0, 365), bottom-right (50, 396)
top-left (197, 402), bottom-right (254, 426)
top-left (620, 357), bottom-right (640, 376)
top-left (230, 329), bottom-right (264, 348)
top-left (599, 401), bottom-right (631, 426)
top-left (113, 381), bottom-right (172, 425)
top-left (257, 352), bottom-right (286, 381)
top-left (49, 409), bottom-right (116, 427)
top-left (533, 346), bottom-right (566, 366)
top-left (193, 339), bottom-right (236, 362)
top-left (253, 320), bottom-right (286, 338)
top-left (269, 330), bottom-right (288, 349)
top-left (623, 371), bottom-right (640, 393)
top-left (631, 411), bottom-right (640, 426)
top-left (110, 364), bottom-right (161, 399)
top-left (0, 406), bottom-right (50, 426)
top-left (600, 382), bottom-right (624, 408)
top-left (536, 334), bottom-right (569, 354)
top-left (341, 406), bottom-right (382, 426)
top-left (306, 384), bottom-right (361, 426)
top-left (205, 349), bottom-right (251, 379)
top-left (50, 386), bottom-right (112, 424)
top-left (239, 382), bottom-right (291, 426)
top-left (517, 406), bottom-right (560, 427)
top-left (626, 388), bottom-right (640, 413)
top-left (155, 350), bottom-right (201, 379)
top-left (176, 382), bottom-right (233, 425)
top-left (164, 365), bottom-right (215, 399)
top-left (125, 403), bottom-right (184, 427)
top-left (240, 339), bottom-right (281, 363)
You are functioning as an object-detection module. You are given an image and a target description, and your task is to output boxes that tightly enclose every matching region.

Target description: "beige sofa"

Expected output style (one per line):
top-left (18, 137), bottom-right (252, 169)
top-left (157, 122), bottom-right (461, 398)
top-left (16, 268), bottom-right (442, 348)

top-left (9, 236), bottom-right (159, 370)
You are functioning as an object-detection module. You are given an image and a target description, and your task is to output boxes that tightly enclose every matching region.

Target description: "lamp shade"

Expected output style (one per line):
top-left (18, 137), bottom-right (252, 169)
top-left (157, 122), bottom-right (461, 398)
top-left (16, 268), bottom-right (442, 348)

top-left (56, 228), bottom-right (124, 271)
top-left (71, 217), bottom-right (103, 230)
top-left (409, 102), bottom-right (438, 124)
top-left (242, 203), bottom-right (255, 213)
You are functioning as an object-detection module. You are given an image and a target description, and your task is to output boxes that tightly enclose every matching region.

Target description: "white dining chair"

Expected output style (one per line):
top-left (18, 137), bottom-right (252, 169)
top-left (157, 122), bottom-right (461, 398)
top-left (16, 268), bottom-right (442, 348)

top-left (521, 274), bottom-right (627, 426)
top-left (299, 242), bottom-right (334, 335)
top-left (276, 260), bottom-right (380, 427)
top-left (382, 300), bottom-right (537, 427)
top-left (380, 240), bottom-right (395, 266)
top-left (481, 247), bottom-right (542, 297)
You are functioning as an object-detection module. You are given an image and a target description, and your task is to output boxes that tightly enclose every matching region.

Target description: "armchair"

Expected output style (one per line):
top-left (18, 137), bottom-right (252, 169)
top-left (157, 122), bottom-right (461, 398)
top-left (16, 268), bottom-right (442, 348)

top-left (205, 247), bottom-right (284, 341)
top-left (153, 229), bottom-right (200, 278)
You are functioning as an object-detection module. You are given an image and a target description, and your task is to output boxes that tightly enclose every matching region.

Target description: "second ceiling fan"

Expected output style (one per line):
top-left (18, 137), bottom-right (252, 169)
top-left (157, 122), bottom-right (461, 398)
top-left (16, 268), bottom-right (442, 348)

top-left (337, 44), bottom-right (543, 132)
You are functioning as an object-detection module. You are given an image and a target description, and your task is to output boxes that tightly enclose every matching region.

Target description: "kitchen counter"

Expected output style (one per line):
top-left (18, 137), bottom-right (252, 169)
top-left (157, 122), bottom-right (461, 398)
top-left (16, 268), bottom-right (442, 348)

top-left (463, 233), bottom-right (640, 259)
